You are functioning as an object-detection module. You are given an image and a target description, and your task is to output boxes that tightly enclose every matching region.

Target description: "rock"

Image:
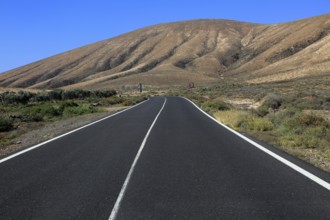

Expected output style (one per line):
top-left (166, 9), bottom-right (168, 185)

top-left (92, 103), bottom-right (101, 107)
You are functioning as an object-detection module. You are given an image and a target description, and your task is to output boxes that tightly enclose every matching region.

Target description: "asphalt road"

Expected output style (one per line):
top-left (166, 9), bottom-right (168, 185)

top-left (0, 97), bottom-right (329, 220)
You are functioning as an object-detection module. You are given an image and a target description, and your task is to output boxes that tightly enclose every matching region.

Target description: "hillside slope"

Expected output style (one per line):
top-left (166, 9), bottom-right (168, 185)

top-left (0, 14), bottom-right (329, 89)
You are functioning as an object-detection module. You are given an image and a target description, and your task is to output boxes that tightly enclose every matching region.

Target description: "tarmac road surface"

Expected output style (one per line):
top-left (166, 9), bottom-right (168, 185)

top-left (0, 97), bottom-right (329, 220)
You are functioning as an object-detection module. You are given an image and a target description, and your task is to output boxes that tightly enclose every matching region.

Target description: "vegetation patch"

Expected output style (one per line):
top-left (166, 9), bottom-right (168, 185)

top-left (0, 89), bottom-right (147, 152)
top-left (0, 89), bottom-right (117, 105)
top-left (167, 77), bottom-right (330, 171)
top-left (0, 116), bottom-right (14, 132)
top-left (213, 99), bottom-right (330, 171)
top-left (202, 99), bottom-right (231, 114)
top-left (122, 95), bottom-right (148, 106)
top-left (236, 114), bottom-right (274, 132)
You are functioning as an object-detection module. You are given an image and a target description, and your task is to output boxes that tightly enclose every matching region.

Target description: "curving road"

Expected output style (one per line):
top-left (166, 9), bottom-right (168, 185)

top-left (0, 97), bottom-right (329, 219)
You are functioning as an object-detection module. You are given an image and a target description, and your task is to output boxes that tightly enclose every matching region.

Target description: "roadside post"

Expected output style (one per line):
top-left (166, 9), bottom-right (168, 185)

top-left (138, 83), bottom-right (143, 93)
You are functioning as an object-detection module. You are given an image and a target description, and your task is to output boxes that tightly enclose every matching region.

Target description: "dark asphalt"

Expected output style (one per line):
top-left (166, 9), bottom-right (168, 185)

top-left (0, 98), bottom-right (164, 219)
top-left (0, 97), bottom-right (329, 220)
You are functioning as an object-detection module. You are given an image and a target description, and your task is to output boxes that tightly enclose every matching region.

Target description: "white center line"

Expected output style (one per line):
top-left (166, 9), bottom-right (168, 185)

top-left (108, 97), bottom-right (167, 220)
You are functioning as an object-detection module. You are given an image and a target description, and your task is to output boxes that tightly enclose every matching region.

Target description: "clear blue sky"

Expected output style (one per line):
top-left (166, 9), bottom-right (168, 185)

top-left (1, 0), bottom-right (329, 73)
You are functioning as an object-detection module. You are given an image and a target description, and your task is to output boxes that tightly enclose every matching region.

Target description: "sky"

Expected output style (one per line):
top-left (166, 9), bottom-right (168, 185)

top-left (1, 0), bottom-right (329, 73)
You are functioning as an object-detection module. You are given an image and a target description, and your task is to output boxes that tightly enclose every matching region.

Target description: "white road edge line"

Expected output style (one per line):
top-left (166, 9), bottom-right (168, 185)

top-left (0, 99), bottom-right (149, 164)
top-left (109, 98), bottom-right (167, 220)
top-left (183, 97), bottom-right (330, 191)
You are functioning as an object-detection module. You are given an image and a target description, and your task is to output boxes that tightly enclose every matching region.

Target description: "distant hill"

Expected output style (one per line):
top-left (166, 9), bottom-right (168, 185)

top-left (0, 13), bottom-right (329, 89)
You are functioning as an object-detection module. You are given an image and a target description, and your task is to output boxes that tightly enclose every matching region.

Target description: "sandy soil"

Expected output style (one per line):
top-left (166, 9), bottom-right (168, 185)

top-left (225, 98), bottom-right (261, 109)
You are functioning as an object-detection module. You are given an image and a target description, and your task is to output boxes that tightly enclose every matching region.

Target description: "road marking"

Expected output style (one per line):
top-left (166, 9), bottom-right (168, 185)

top-left (109, 98), bottom-right (167, 220)
top-left (183, 97), bottom-right (330, 191)
top-left (0, 99), bottom-right (149, 164)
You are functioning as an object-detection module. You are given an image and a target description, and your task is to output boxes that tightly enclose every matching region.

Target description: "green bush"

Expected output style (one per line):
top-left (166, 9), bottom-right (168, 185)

top-left (94, 90), bottom-right (117, 98)
top-left (28, 113), bottom-right (44, 122)
top-left (48, 90), bottom-right (63, 100)
top-left (60, 89), bottom-right (117, 100)
top-left (59, 101), bottom-right (79, 110)
top-left (256, 94), bottom-right (282, 116)
top-left (1, 89), bottom-right (118, 105)
top-left (282, 113), bottom-right (328, 131)
top-left (202, 99), bottom-right (231, 113)
top-left (1, 91), bottom-right (33, 104)
top-left (279, 131), bottom-right (326, 149)
top-left (325, 148), bottom-right (330, 160)
top-left (255, 105), bottom-right (269, 117)
top-left (235, 114), bottom-right (274, 131)
top-left (264, 94), bottom-right (282, 109)
top-left (61, 89), bottom-right (89, 100)
top-left (0, 116), bottom-right (14, 132)
top-left (105, 96), bottom-right (125, 105)
top-left (299, 114), bottom-right (328, 127)
top-left (274, 110), bottom-right (330, 149)
top-left (34, 93), bottom-right (50, 102)
top-left (24, 103), bottom-right (63, 121)
top-left (123, 96), bottom-right (148, 106)
top-left (63, 104), bottom-right (97, 117)
top-left (292, 96), bottom-right (325, 110)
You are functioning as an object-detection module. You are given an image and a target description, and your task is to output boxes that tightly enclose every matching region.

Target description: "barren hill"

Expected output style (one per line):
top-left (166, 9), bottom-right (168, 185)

top-left (0, 14), bottom-right (329, 89)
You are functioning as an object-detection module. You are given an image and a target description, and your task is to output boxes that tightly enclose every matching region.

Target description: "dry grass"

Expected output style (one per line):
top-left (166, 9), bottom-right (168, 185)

top-left (304, 110), bottom-right (330, 121)
top-left (213, 107), bottom-right (330, 172)
top-left (214, 110), bottom-right (245, 129)
top-left (0, 87), bottom-right (44, 93)
top-left (214, 110), bottom-right (274, 131)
